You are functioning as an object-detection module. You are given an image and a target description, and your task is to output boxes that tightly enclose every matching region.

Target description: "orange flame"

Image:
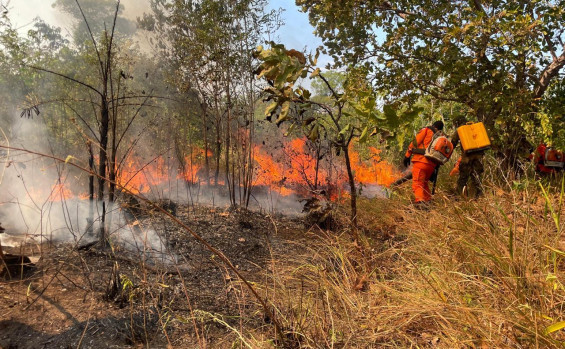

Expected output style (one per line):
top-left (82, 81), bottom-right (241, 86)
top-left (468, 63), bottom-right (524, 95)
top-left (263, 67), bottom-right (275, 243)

top-left (349, 146), bottom-right (398, 187)
top-left (118, 157), bottom-right (170, 194)
top-left (26, 181), bottom-right (76, 202)
top-left (49, 183), bottom-right (74, 201)
top-left (253, 138), bottom-right (399, 197)
top-left (24, 140), bottom-right (399, 202)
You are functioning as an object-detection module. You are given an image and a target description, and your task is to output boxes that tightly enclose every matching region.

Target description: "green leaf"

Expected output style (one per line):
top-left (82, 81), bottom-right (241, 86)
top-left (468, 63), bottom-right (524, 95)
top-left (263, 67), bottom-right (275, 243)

top-left (369, 111), bottom-right (386, 122)
top-left (350, 101), bottom-right (369, 117)
top-left (257, 65), bottom-right (278, 80)
top-left (339, 124), bottom-right (352, 137)
top-left (359, 126), bottom-right (369, 143)
top-left (308, 124), bottom-right (320, 141)
top-left (544, 321), bottom-right (565, 335)
top-left (274, 60), bottom-right (291, 88)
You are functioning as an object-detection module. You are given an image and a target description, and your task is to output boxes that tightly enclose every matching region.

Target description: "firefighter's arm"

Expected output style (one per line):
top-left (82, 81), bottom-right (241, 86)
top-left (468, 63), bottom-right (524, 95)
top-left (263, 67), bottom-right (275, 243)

top-left (404, 142), bottom-right (414, 158)
top-left (450, 157), bottom-right (461, 176)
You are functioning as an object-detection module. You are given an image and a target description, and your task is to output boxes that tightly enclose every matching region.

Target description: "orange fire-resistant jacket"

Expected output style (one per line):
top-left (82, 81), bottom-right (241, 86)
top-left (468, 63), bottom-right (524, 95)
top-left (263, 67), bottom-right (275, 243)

top-left (405, 127), bottom-right (438, 166)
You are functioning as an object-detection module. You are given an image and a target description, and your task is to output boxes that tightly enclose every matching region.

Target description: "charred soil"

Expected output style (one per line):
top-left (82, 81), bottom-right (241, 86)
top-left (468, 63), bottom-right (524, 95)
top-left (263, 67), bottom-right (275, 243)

top-left (0, 204), bottom-right (310, 348)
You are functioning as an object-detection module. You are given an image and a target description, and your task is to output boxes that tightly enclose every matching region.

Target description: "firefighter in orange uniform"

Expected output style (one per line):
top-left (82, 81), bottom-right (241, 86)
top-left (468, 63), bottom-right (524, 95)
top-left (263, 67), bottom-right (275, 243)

top-left (533, 143), bottom-right (565, 175)
top-left (403, 121), bottom-right (444, 204)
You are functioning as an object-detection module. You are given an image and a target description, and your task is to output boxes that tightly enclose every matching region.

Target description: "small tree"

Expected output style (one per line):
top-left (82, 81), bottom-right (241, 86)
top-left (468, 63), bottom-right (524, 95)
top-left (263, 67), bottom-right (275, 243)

top-left (17, 0), bottom-right (158, 246)
top-left (142, 0), bottom-right (281, 207)
top-left (255, 44), bottom-right (418, 233)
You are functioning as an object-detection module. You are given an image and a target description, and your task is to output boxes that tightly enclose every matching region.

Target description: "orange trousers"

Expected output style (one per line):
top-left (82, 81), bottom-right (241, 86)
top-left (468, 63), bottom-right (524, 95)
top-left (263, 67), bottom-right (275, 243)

top-left (411, 161), bottom-right (436, 202)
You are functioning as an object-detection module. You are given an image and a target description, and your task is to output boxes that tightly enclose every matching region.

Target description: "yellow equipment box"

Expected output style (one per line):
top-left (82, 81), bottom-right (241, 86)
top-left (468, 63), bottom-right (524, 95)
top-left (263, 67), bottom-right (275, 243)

top-left (456, 122), bottom-right (491, 153)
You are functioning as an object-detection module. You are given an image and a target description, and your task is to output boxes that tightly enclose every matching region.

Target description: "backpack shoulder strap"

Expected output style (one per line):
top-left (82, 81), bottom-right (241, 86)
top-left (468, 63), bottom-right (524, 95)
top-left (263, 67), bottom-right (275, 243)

top-left (415, 127), bottom-right (435, 147)
top-left (412, 127), bottom-right (435, 155)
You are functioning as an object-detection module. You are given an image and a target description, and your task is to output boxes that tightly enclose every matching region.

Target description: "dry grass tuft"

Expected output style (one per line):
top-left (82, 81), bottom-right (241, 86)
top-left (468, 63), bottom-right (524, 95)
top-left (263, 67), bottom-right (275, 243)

top-left (252, 178), bottom-right (565, 348)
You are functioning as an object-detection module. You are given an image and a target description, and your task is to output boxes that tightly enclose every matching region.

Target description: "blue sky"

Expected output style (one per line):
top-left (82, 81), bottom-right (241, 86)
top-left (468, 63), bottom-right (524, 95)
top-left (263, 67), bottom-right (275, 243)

top-left (266, 0), bottom-right (331, 67)
top-left (266, 0), bottom-right (323, 51)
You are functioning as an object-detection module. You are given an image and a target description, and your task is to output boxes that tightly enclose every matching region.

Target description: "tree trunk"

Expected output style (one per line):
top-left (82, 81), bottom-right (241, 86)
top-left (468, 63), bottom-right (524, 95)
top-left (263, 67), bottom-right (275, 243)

top-left (342, 145), bottom-right (358, 238)
top-left (534, 51), bottom-right (565, 99)
top-left (314, 143), bottom-right (321, 190)
top-left (108, 77), bottom-right (120, 205)
top-left (97, 97), bottom-right (109, 245)
top-left (214, 118), bottom-right (221, 186)
top-left (201, 105), bottom-right (210, 186)
top-left (225, 76), bottom-right (235, 206)
top-left (213, 93), bottom-right (221, 186)
top-left (244, 86), bottom-right (254, 208)
top-left (88, 142), bottom-right (95, 234)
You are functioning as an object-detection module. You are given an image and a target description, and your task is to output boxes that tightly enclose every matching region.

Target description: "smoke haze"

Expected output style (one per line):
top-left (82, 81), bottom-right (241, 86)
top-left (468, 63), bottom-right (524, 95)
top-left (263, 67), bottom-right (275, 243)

top-left (0, 112), bottom-right (174, 264)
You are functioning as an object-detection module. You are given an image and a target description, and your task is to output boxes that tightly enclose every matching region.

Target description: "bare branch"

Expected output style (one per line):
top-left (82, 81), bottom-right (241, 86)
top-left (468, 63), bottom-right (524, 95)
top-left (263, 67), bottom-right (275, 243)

top-left (316, 71), bottom-right (343, 127)
top-left (116, 93), bottom-right (152, 150)
top-left (105, 0), bottom-right (120, 79)
top-left (25, 64), bottom-right (102, 97)
top-left (61, 101), bottom-right (100, 143)
top-left (534, 48), bottom-right (565, 99)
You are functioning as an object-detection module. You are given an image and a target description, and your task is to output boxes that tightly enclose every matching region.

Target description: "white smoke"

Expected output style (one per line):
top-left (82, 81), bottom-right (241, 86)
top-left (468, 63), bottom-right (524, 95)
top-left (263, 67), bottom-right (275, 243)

top-left (0, 113), bottom-right (174, 264)
top-left (161, 181), bottom-right (305, 215)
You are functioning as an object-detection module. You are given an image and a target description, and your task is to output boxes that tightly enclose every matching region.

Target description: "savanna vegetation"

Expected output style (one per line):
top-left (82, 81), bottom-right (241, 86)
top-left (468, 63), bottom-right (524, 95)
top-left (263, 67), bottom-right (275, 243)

top-left (0, 0), bottom-right (564, 348)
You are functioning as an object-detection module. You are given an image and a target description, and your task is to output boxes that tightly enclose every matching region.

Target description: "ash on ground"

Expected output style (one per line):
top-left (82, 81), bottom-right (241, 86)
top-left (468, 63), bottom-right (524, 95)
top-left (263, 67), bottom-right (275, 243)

top-left (0, 204), bottom-right (309, 348)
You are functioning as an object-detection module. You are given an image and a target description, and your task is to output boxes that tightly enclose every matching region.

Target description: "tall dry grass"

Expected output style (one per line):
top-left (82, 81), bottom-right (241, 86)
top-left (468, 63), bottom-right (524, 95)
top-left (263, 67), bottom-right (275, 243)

top-left (245, 176), bottom-right (565, 348)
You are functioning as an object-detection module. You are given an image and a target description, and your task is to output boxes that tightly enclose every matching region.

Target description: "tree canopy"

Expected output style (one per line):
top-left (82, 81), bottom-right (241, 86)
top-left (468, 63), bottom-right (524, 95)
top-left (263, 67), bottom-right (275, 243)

top-left (297, 0), bottom-right (565, 158)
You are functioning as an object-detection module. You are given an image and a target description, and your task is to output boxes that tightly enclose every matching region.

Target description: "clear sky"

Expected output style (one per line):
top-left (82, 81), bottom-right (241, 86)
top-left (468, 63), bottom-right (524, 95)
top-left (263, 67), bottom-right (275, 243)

top-left (266, 0), bottom-right (331, 67)
top-left (266, 0), bottom-right (323, 50)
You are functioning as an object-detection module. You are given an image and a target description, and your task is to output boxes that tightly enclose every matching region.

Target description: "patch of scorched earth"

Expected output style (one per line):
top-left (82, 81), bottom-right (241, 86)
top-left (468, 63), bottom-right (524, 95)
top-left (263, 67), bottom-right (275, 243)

top-left (0, 204), bottom-right (309, 348)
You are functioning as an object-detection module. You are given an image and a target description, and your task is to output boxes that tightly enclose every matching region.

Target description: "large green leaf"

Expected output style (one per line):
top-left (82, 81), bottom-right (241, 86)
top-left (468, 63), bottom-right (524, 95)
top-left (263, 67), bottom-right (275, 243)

top-left (308, 124), bottom-right (320, 141)
top-left (359, 126), bottom-right (369, 143)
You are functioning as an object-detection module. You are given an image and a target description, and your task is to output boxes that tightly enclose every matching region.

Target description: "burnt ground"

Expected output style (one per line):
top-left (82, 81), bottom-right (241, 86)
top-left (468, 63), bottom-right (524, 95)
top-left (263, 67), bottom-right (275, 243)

top-left (0, 205), bottom-right (311, 348)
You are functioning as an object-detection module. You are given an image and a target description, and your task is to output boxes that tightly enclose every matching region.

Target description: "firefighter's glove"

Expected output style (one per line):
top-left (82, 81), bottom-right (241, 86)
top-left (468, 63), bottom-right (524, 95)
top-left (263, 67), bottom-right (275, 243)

top-left (403, 156), bottom-right (411, 168)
